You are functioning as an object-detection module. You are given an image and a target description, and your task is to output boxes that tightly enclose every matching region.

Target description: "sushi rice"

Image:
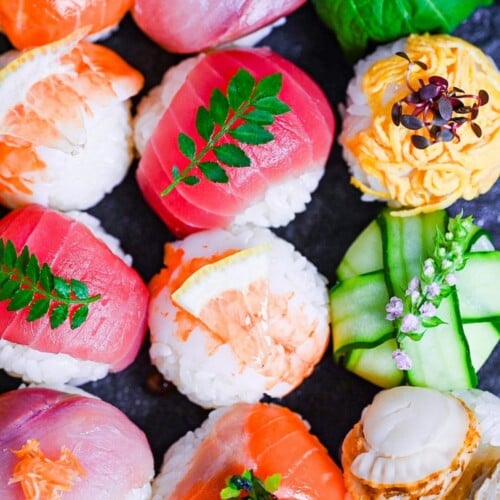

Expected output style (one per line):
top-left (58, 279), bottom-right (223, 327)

top-left (134, 57), bottom-right (325, 229)
top-left (0, 211), bottom-right (132, 386)
top-left (149, 224), bottom-right (330, 408)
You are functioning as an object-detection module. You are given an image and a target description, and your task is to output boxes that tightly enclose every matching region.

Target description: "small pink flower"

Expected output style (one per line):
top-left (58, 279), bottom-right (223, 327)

top-left (386, 297), bottom-right (403, 320)
top-left (425, 282), bottom-right (440, 299)
top-left (401, 313), bottom-right (419, 333)
top-left (392, 349), bottom-right (412, 370)
top-left (419, 302), bottom-right (437, 318)
top-left (405, 277), bottom-right (420, 296)
top-left (445, 273), bottom-right (457, 286)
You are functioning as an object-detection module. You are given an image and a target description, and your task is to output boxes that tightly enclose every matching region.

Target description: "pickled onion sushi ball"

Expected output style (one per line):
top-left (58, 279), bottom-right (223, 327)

top-left (0, 386), bottom-right (154, 499)
top-left (340, 34), bottom-right (500, 216)
top-left (0, 29), bottom-right (143, 211)
top-left (132, 0), bottom-right (306, 54)
top-left (0, 0), bottom-right (133, 49)
top-left (148, 225), bottom-right (330, 408)
top-left (341, 386), bottom-right (500, 499)
top-left (134, 47), bottom-right (334, 237)
top-left (0, 205), bottom-right (149, 385)
top-left (152, 402), bottom-right (346, 499)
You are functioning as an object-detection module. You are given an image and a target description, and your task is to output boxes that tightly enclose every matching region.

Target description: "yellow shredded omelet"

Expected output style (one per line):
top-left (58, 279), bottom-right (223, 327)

top-left (341, 34), bottom-right (500, 215)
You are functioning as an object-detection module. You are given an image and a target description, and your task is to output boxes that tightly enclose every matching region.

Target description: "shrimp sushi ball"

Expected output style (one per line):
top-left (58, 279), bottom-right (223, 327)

top-left (0, 204), bottom-right (149, 385)
top-left (148, 225), bottom-right (330, 408)
top-left (340, 34), bottom-right (500, 216)
top-left (0, 0), bottom-right (133, 49)
top-left (134, 47), bottom-right (334, 237)
top-left (152, 402), bottom-right (346, 499)
top-left (0, 29), bottom-right (143, 211)
top-left (132, 0), bottom-right (306, 54)
top-left (0, 386), bottom-right (154, 499)
top-left (341, 386), bottom-right (500, 499)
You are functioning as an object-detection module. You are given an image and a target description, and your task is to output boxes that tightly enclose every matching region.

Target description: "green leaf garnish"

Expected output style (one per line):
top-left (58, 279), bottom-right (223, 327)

top-left (0, 238), bottom-right (100, 329)
top-left (160, 68), bottom-right (290, 196)
top-left (220, 469), bottom-right (281, 500)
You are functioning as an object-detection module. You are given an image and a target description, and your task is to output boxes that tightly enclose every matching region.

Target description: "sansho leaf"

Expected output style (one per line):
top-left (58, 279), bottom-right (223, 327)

top-left (196, 106), bottom-right (215, 141)
top-left (209, 88), bottom-right (229, 125)
top-left (213, 144), bottom-right (251, 167)
top-left (228, 69), bottom-right (256, 109)
top-left (198, 162), bottom-right (228, 183)
top-left (229, 123), bottom-right (274, 145)
top-left (0, 280), bottom-right (20, 301)
top-left (178, 133), bottom-right (196, 160)
top-left (50, 304), bottom-right (69, 329)
top-left (53, 276), bottom-right (71, 299)
top-left (70, 279), bottom-right (89, 300)
top-left (7, 289), bottom-right (34, 311)
top-left (27, 298), bottom-right (51, 322)
top-left (70, 305), bottom-right (89, 330)
top-left (253, 96), bottom-right (291, 115)
top-left (254, 73), bottom-right (283, 99)
top-left (244, 109), bottom-right (275, 125)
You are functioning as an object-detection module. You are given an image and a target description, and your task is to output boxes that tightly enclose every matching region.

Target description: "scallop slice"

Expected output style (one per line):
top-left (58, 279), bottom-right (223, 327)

top-left (342, 386), bottom-right (480, 499)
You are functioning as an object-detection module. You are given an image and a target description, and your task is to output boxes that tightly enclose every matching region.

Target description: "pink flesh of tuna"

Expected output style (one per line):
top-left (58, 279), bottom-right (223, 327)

top-left (0, 205), bottom-right (148, 371)
top-left (136, 47), bottom-right (334, 237)
top-left (0, 388), bottom-right (153, 499)
top-left (132, 0), bottom-right (306, 53)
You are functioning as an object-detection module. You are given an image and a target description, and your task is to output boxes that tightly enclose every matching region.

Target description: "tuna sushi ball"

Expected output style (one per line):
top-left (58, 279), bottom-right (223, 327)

top-left (0, 386), bottom-right (154, 499)
top-left (0, 29), bottom-right (143, 211)
top-left (340, 34), bottom-right (500, 216)
top-left (0, 204), bottom-right (149, 385)
top-left (341, 386), bottom-right (500, 499)
top-left (134, 47), bottom-right (334, 237)
top-left (148, 225), bottom-right (330, 408)
top-left (152, 402), bottom-right (346, 499)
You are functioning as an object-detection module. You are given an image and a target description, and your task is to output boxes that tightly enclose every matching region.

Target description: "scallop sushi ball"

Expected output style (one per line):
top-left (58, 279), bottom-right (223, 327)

top-left (0, 204), bottom-right (149, 385)
top-left (0, 29), bottom-right (143, 211)
top-left (341, 386), bottom-right (500, 499)
top-left (152, 402), bottom-right (346, 499)
top-left (340, 34), bottom-right (500, 216)
top-left (134, 47), bottom-right (334, 237)
top-left (148, 225), bottom-right (330, 408)
top-left (0, 386), bottom-right (154, 499)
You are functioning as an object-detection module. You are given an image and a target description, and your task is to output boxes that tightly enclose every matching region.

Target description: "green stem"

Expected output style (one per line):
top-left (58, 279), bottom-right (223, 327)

top-left (160, 98), bottom-right (253, 196)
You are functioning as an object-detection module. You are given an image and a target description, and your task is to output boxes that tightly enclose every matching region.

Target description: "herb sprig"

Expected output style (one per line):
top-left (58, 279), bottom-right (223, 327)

top-left (391, 52), bottom-right (489, 149)
top-left (385, 214), bottom-right (474, 370)
top-left (161, 68), bottom-right (290, 196)
top-left (0, 239), bottom-right (100, 329)
top-left (220, 469), bottom-right (281, 500)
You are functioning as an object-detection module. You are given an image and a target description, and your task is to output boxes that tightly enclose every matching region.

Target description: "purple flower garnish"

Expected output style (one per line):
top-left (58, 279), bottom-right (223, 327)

top-left (392, 349), bottom-right (413, 370)
top-left (445, 273), bottom-right (458, 286)
top-left (401, 313), bottom-right (419, 333)
top-left (405, 277), bottom-right (420, 295)
top-left (425, 282), bottom-right (441, 299)
top-left (386, 297), bottom-right (404, 320)
top-left (419, 302), bottom-right (437, 318)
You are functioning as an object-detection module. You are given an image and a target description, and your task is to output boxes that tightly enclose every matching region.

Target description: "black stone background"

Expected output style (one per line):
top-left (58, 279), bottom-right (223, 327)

top-left (0, 3), bottom-right (498, 472)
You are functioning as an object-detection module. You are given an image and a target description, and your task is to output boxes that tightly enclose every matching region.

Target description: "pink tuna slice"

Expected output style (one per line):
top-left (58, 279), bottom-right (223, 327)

top-left (0, 204), bottom-right (148, 371)
top-left (0, 387), bottom-right (153, 499)
top-left (132, 0), bottom-right (307, 54)
top-left (136, 47), bottom-right (334, 237)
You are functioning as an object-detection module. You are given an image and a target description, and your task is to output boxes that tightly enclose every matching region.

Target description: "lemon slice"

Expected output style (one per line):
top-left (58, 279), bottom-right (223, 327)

top-left (171, 244), bottom-right (270, 323)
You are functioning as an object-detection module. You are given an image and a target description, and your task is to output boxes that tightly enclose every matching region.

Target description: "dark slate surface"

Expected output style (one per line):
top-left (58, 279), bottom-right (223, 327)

top-left (0, 3), bottom-right (498, 472)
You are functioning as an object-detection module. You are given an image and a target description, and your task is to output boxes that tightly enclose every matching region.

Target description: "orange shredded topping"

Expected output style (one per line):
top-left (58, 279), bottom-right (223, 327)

top-left (342, 34), bottom-right (500, 216)
top-left (9, 439), bottom-right (86, 500)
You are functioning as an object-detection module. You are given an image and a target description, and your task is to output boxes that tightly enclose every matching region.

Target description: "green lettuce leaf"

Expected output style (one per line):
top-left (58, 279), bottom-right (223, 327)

top-left (311, 0), bottom-right (494, 61)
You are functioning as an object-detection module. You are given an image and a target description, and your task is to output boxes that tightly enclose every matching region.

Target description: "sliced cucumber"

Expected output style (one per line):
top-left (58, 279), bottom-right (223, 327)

top-left (378, 209), bottom-right (448, 295)
top-left (457, 251), bottom-right (500, 322)
top-left (330, 271), bottom-right (394, 359)
top-left (401, 291), bottom-right (477, 389)
top-left (463, 321), bottom-right (500, 372)
top-left (343, 338), bottom-right (405, 388)
top-left (336, 220), bottom-right (382, 281)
